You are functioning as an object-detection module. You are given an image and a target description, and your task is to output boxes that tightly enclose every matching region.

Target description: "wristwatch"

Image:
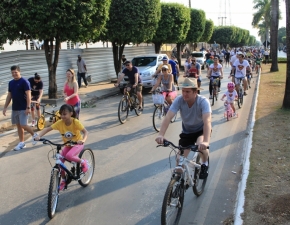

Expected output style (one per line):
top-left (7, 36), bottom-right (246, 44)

top-left (26, 107), bottom-right (30, 109)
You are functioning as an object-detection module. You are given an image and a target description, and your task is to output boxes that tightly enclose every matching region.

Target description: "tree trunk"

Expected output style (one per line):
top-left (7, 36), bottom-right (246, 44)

top-left (154, 42), bottom-right (162, 53)
top-left (112, 42), bottom-right (125, 77)
top-left (44, 37), bottom-right (59, 99)
top-left (270, 0), bottom-right (279, 72)
top-left (176, 43), bottom-right (182, 67)
top-left (282, 0), bottom-right (290, 108)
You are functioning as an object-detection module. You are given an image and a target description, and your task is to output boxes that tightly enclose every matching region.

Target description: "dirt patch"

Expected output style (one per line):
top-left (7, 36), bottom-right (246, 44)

top-left (242, 64), bottom-right (290, 224)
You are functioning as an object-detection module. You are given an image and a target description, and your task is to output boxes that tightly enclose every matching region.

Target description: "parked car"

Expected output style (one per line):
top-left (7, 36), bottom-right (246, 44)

top-left (191, 51), bottom-right (206, 70)
top-left (119, 54), bottom-right (167, 92)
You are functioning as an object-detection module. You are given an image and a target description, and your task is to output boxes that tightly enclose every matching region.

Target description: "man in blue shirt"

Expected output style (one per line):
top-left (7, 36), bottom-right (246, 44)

top-left (2, 65), bottom-right (38, 151)
top-left (168, 55), bottom-right (180, 88)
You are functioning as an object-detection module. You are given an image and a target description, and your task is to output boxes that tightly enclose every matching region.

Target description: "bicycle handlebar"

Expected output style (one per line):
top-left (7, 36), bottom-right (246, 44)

top-left (157, 140), bottom-right (209, 152)
top-left (38, 138), bottom-right (77, 146)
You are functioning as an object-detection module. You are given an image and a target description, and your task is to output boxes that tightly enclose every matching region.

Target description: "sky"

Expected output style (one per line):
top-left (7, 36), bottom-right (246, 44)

top-left (161, 0), bottom-right (287, 40)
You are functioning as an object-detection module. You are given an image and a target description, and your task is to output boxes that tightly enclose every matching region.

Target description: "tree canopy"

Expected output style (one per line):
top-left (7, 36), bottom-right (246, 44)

top-left (102, 0), bottom-right (161, 75)
top-left (0, 0), bottom-right (111, 98)
top-left (199, 19), bottom-right (214, 43)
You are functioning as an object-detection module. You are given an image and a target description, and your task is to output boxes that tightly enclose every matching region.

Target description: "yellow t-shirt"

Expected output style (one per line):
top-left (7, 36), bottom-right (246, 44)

top-left (157, 63), bottom-right (172, 74)
top-left (51, 119), bottom-right (84, 143)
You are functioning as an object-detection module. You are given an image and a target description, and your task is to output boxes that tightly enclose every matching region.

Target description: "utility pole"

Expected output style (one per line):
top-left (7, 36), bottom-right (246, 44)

top-left (218, 16), bottom-right (227, 26)
top-left (188, 0), bottom-right (191, 8)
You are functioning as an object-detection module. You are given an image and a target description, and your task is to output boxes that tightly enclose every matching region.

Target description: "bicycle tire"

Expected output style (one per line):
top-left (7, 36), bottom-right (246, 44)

top-left (47, 169), bottom-right (60, 219)
top-left (53, 110), bottom-right (61, 123)
top-left (237, 87), bottom-right (242, 108)
top-left (134, 94), bottom-right (144, 116)
top-left (37, 115), bottom-right (46, 131)
top-left (192, 155), bottom-right (209, 196)
top-left (77, 148), bottom-right (95, 187)
top-left (227, 110), bottom-right (230, 121)
top-left (161, 176), bottom-right (184, 225)
top-left (118, 97), bottom-right (129, 124)
top-left (153, 105), bottom-right (165, 132)
top-left (211, 88), bottom-right (215, 106)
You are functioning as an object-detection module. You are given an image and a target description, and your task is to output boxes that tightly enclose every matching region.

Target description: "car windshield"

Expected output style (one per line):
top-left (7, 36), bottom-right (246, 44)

top-left (191, 53), bottom-right (203, 57)
top-left (132, 57), bottom-right (157, 67)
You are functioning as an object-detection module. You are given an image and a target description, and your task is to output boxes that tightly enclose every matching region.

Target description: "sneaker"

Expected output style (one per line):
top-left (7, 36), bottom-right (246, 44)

top-left (218, 88), bottom-right (221, 92)
top-left (32, 133), bottom-right (38, 145)
top-left (199, 164), bottom-right (208, 179)
top-left (233, 113), bottom-right (236, 117)
top-left (209, 95), bottom-right (213, 99)
top-left (244, 92), bottom-right (247, 96)
top-left (14, 142), bottom-right (26, 151)
top-left (81, 160), bottom-right (88, 173)
top-left (249, 85), bottom-right (251, 88)
top-left (31, 120), bottom-right (35, 127)
top-left (59, 180), bottom-right (66, 191)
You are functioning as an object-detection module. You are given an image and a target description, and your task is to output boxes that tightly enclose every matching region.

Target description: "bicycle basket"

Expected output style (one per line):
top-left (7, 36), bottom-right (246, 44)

top-left (152, 93), bottom-right (164, 105)
top-left (212, 78), bottom-right (219, 85)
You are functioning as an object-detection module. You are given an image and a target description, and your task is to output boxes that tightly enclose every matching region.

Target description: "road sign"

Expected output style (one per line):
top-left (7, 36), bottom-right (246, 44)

top-left (263, 40), bottom-right (270, 47)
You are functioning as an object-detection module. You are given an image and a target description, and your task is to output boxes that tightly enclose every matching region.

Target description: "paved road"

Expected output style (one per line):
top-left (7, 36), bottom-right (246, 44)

top-left (0, 66), bottom-right (257, 225)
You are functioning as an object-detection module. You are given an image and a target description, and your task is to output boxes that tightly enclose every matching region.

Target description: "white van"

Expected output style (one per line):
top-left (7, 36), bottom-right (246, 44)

top-left (119, 54), bottom-right (167, 92)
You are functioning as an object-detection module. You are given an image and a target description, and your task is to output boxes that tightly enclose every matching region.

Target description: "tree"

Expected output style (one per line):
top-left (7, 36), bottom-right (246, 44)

top-left (199, 19), bottom-right (214, 44)
top-left (278, 27), bottom-right (286, 45)
top-left (270, 0), bottom-right (279, 72)
top-left (282, 0), bottom-right (290, 108)
top-left (0, 0), bottom-right (110, 98)
top-left (252, 0), bottom-right (271, 45)
top-left (102, 0), bottom-right (161, 76)
top-left (184, 9), bottom-right (206, 51)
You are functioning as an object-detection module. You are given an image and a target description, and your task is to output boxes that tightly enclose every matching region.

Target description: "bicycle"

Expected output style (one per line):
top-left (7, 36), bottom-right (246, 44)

top-left (236, 78), bottom-right (244, 109)
top-left (158, 140), bottom-right (209, 225)
top-left (210, 77), bottom-right (220, 106)
top-left (222, 100), bottom-right (237, 121)
top-left (33, 102), bottom-right (61, 131)
top-left (152, 91), bottom-right (177, 132)
top-left (37, 138), bottom-right (95, 219)
top-left (117, 84), bottom-right (144, 124)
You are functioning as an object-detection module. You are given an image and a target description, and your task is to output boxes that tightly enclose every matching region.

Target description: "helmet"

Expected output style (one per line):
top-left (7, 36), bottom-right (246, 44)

top-left (227, 82), bottom-right (235, 91)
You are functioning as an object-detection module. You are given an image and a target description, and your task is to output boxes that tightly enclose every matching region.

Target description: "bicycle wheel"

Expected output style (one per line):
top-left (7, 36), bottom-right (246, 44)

top-left (192, 155), bottom-right (209, 196)
top-left (161, 176), bottom-right (184, 225)
top-left (77, 148), bottom-right (95, 187)
top-left (153, 105), bottom-right (165, 132)
top-left (37, 115), bottom-right (46, 131)
top-left (47, 169), bottom-right (60, 219)
top-left (134, 94), bottom-right (144, 116)
top-left (52, 110), bottom-right (61, 123)
top-left (226, 110), bottom-right (230, 121)
top-left (211, 88), bottom-right (215, 106)
top-left (118, 97), bottom-right (129, 124)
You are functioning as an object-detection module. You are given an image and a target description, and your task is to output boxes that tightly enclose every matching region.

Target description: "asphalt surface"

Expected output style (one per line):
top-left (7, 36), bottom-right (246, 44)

top-left (0, 65), bottom-right (259, 225)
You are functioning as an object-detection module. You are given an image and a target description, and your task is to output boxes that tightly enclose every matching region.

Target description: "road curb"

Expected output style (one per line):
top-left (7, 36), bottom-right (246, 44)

top-left (234, 74), bottom-right (261, 225)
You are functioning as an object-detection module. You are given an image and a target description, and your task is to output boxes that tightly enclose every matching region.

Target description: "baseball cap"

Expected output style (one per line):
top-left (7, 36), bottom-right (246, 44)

top-left (162, 65), bottom-right (169, 70)
top-left (162, 56), bottom-right (168, 61)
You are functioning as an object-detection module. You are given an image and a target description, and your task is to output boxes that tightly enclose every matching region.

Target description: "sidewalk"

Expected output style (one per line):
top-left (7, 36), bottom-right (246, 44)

top-left (0, 80), bottom-right (119, 131)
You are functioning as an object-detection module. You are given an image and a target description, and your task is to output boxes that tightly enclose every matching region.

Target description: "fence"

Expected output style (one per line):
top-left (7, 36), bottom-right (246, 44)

top-left (0, 45), bottom-right (155, 99)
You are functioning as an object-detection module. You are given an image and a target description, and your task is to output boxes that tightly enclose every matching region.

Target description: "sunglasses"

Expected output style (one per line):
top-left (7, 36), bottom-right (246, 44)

top-left (162, 69), bottom-right (168, 71)
top-left (125, 64), bottom-right (130, 66)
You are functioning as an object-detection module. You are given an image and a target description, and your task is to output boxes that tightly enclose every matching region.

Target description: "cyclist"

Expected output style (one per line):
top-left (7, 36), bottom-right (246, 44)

top-left (155, 78), bottom-right (211, 179)
top-left (115, 60), bottom-right (143, 110)
top-left (207, 57), bottom-right (223, 99)
top-left (28, 73), bottom-right (43, 127)
top-left (150, 65), bottom-right (177, 105)
top-left (205, 56), bottom-right (214, 71)
top-left (187, 57), bottom-right (202, 94)
top-left (231, 52), bottom-right (252, 96)
top-left (246, 57), bottom-right (252, 88)
top-left (34, 104), bottom-right (89, 190)
top-left (254, 54), bottom-right (263, 74)
top-left (152, 56), bottom-right (172, 78)
top-left (221, 82), bottom-right (238, 116)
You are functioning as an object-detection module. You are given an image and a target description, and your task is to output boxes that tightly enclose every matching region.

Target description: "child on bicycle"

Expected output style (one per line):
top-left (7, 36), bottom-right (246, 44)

top-left (34, 104), bottom-right (89, 190)
top-left (221, 82), bottom-right (238, 116)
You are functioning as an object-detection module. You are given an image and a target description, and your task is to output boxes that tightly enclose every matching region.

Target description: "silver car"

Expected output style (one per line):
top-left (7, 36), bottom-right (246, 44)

top-left (119, 54), bottom-right (167, 92)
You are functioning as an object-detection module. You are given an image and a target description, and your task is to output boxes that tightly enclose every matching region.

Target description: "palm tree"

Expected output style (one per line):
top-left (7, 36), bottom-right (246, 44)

top-left (252, 0), bottom-right (271, 45)
top-left (270, 0), bottom-right (279, 72)
top-left (282, 0), bottom-right (290, 108)
top-left (257, 21), bottom-right (267, 43)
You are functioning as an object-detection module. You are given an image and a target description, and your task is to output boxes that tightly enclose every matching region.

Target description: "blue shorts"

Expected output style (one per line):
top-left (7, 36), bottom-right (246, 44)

top-left (11, 110), bottom-right (28, 125)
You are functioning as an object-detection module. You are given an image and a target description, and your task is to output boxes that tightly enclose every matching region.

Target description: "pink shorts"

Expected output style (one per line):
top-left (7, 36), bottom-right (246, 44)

top-left (162, 91), bottom-right (177, 100)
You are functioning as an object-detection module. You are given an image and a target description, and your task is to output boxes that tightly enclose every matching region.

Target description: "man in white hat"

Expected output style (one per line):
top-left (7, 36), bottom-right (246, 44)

top-left (155, 78), bottom-right (211, 179)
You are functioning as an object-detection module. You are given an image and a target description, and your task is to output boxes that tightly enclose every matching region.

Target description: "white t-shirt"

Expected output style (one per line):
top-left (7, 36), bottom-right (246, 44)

top-left (230, 55), bottom-right (238, 67)
top-left (209, 63), bottom-right (222, 77)
top-left (233, 59), bottom-right (250, 78)
top-left (223, 90), bottom-right (238, 103)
